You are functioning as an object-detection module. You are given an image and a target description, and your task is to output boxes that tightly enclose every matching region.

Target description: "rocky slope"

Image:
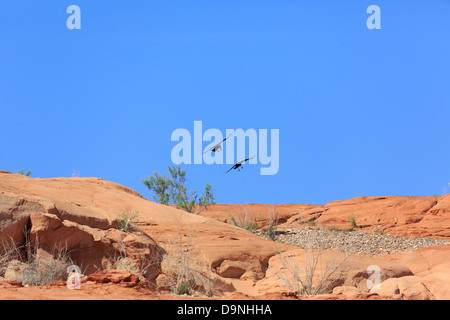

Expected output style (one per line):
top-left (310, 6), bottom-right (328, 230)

top-left (0, 171), bottom-right (449, 300)
top-left (202, 196), bottom-right (450, 239)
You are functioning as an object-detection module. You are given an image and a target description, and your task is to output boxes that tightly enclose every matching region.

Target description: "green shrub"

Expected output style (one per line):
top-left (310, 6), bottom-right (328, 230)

top-left (142, 166), bottom-right (215, 215)
top-left (176, 282), bottom-right (190, 295)
top-left (348, 213), bottom-right (359, 230)
top-left (17, 169), bottom-right (32, 177)
top-left (116, 209), bottom-right (139, 233)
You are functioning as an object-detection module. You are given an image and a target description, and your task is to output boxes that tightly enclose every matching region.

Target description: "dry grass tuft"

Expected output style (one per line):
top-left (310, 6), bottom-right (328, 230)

top-left (1, 235), bottom-right (75, 286)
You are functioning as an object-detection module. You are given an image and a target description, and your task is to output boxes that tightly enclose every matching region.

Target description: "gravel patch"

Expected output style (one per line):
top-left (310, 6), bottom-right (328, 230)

top-left (262, 229), bottom-right (450, 256)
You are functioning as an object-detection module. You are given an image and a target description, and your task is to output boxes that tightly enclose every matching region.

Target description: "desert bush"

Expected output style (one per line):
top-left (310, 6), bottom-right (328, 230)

top-left (308, 220), bottom-right (317, 227)
top-left (348, 213), bottom-right (359, 230)
top-left (263, 207), bottom-right (279, 240)
top-left (277, 244), bottom-right (352, 295)
top-left (20, 245), bottom-right (73, 286)
top-left (159, 233), bottom-right (201, 295)
top-left (1, 236), bottom-right (74, 286)
top-left (116, 209), bottom-right (140, 233)
top-left (228, 206), bottom-right (259, 233)
top-left (107, 241), bottom-right (159, 280)
top-left (0, 238), bottom-right (23, 277)
top-left (107, 242), bottom-right (140, 275)
top-left (17, 169), bottom-right (32, 177)
top-left (142, 166), bottom-right (215, 215)
top-left (158, 232), bottom-right (222, 296)
top-left (230, 217), bottom-right (258, 233)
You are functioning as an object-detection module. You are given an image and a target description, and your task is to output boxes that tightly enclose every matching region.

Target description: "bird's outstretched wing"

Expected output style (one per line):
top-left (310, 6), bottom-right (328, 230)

top-left (237, 156), bottom-right (255, 164)
top-left (203, 134), bottom-right (232, 154)
top-left (203, 145), bottom-right (216, 154)
top-left (222, 133), bottom-right (232, 143)
top-left (226, 156), bottom-right (254, 173)
top-left (225, 164), bottom-right (237, 174)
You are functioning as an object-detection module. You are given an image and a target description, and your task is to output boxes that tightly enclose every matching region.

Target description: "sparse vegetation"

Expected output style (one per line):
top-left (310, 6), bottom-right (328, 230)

top-left (226, 206), bottom-right (280, 241)
top-left (142, 166), bottom-right (215, 215)
top-left (116, 209), bottom-right (140, 233)
top-left (373, 225), bottom-right (385, 234)
top-left (230, 217), bottom-right (259, 233)
top-left (106, 241), bottom-right (158, 280)
top-left (176, 282), bottom-right (190, 295)
top-left (21, 245), bottom-right (72, 286)
top-left (326, 225), bottom-right (340, 232)
top-left (277, 246), bottom-right (352, 295)
top-left (0, 238), bottom-right (23, 278)
top-left (157, 231), bottom-right (226, 297)
top-left (17, 169), bottom-right (32, 177)
top-left (159, 233), bottom-right (202, 295)
top-left (1, 236), bottom-right (74, 286)
top-left (71, 169), bottom-right (80, 177)
top-left (264, 224), bottom-right (277, 240)
top-left (228, 206), bottom-right (259, 233)
top-left (308, 220), bottom-right (317, 227)
top-left (199, 255), bottom-right (223, 298)
top-left (263, 208), bottom-right (279, 240)
top-left (348, 213), bottom-right (359, 230)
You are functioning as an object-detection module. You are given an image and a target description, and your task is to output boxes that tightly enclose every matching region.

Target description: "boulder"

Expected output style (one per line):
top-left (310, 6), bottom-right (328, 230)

top-left (369, 276), bottom-right (435, 300)
top-left (254, 248), bottom-right (413, 295)
top-left (421, 273), bottom-right (450, 300)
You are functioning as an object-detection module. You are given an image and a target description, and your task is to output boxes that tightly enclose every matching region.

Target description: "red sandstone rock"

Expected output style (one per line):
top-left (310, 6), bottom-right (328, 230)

top-left (0, 171), bottom-right (449, 300)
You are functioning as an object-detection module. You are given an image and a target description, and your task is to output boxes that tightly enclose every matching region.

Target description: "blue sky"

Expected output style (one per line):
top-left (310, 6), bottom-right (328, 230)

top-left (1, 1), bottom-right (449, 205)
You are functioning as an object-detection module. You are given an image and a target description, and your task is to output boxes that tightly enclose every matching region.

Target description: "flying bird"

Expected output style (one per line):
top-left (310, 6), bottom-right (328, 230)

top-left (203, 133), bottom-right (232, 154)
top-left (226, 156), bottom-right (254, 173)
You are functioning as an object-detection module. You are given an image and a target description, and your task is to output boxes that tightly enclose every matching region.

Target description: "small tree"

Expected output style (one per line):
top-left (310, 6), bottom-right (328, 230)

top-left (142, 172), bottom-right (170, 205)
top-left (142, 166), bottom-right (215, 215)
